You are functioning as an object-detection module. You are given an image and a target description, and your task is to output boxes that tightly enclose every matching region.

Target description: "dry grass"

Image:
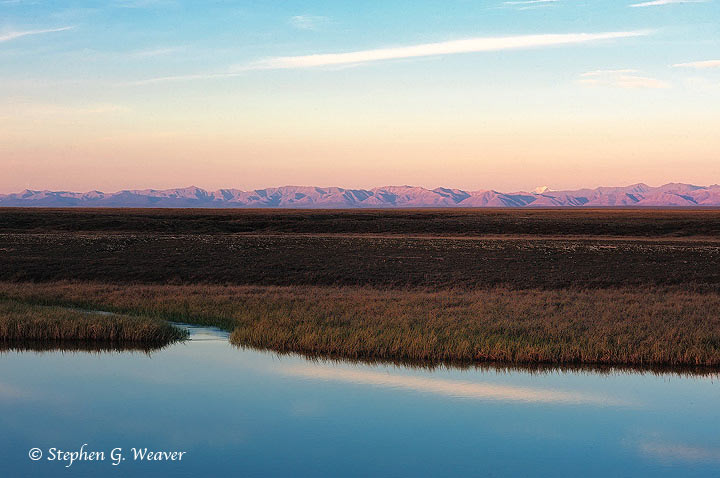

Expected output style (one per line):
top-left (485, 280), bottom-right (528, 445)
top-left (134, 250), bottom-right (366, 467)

top-left (2, 282), bottom-right (719, 367)
top-left (0, 299), bottom-right (187, 345)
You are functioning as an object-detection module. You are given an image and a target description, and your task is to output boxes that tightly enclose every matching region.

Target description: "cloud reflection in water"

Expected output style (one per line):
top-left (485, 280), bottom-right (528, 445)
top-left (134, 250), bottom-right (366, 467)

top-left (280, 365), bottom-right (627, 406)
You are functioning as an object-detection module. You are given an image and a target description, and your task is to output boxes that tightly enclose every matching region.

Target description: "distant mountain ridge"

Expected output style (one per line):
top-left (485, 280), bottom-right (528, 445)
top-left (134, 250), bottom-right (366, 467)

top-left (2, 183), bottom-right (720, 208)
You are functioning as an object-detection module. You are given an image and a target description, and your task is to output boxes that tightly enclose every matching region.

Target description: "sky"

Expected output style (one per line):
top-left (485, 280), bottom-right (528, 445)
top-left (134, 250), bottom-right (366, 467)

top-left (1, 0), bottom-right (720, 193)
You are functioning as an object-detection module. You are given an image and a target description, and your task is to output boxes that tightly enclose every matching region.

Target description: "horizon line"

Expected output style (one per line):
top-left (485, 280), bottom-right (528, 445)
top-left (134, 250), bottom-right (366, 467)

top-left (3, 181), bottom-right (719, 196)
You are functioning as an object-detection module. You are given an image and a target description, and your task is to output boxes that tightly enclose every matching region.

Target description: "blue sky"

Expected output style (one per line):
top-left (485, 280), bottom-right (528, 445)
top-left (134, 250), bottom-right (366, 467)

top-left (1, 0), bottom-right (719, 192)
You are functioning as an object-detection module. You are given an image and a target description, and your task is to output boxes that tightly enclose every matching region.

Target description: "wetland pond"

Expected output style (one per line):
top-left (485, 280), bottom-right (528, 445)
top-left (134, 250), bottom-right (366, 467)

top-left (1, 323), bottom-right (720, 477)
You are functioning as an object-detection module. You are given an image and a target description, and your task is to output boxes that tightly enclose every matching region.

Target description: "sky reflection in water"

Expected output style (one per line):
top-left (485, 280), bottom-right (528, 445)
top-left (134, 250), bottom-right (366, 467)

top-left (0, 325), bottom-right (719, 477)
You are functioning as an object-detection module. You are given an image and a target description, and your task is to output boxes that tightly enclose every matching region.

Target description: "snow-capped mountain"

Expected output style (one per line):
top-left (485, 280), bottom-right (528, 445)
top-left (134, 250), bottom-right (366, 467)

top-left (2, 183), bottom-right (720, 208)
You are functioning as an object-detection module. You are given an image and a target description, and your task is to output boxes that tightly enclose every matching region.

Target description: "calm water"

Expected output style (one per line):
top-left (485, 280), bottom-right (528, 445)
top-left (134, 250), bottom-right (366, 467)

top-left (1, 325), bottom-right (719, 477)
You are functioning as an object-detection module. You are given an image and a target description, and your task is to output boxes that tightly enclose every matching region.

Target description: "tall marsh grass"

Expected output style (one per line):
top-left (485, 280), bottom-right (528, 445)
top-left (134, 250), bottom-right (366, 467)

top-left (1, 282), bottom-right (719, 366)
top-left (0, 300), bottom-right (187, 344)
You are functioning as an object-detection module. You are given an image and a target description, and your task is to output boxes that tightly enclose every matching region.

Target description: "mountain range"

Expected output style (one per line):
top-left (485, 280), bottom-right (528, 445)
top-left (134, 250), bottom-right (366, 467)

top-left (2, 183), bottom-right (720, 208)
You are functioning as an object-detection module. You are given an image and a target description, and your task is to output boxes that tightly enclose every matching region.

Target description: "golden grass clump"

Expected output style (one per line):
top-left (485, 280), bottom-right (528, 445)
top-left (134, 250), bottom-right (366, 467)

top-left (1, 282), bottom-right (719, 367)
top-left (0, 299), bottom-right (187, 344)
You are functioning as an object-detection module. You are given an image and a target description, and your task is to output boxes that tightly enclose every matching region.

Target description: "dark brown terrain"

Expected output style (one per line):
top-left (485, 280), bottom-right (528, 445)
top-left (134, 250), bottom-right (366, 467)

top-left (1, 208), bottom-right (720, 367)
top-left (1, 208), bottom-right (719, 289)
top-left (3, 207), bottom-right (720, 236)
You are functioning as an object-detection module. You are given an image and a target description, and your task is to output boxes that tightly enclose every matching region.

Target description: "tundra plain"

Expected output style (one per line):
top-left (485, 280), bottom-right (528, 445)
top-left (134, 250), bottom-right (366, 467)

top-left (1, 208), bottom-right (719, 367)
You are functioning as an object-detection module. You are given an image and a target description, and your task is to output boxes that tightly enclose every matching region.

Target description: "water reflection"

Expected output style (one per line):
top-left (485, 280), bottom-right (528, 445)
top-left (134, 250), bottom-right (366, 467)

top-left (0, 341), bottom-right (171, 355)
top-left (0, 324), bottom-right (718, 477)
top-left (234, 344), bottom-right (720, 379)
top-left (279, 364), bottom-right (627, 406)
top-left (639, 441), bottom-right (720, 464)
top-left (0, 381), bottom-right (29, 401)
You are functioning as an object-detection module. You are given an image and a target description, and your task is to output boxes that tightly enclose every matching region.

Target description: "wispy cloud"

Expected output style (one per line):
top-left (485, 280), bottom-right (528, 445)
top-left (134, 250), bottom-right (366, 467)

top-left (0, 26), bottom-right (73, 43)
top-left (125, 72), bottom-right (244, 86)
top-left (250, 30), bottom-right (651, 70)
top-left (289, 15), bottom-right (330, 31)
top-left (579, 69), bottom-right (670, 89)
top-left (505, 0), bottom-right (559, 4)
top-left (114, 0), bottom-right (174, 8)
top-left (629, 0), bottom-right (708, 7)
top-left (126, 30), bottom-right (651, 85)
top-left (504, 0), bottom-right (559, 9)
top-left (672, 59), bottom-right (720, 69)
top-left (581, 69), bottom-right (640, 76)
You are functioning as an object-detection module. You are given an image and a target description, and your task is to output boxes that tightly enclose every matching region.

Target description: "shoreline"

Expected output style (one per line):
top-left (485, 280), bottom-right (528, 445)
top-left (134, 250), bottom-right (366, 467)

top-left (2, 282), bottom-right (719, 369)
top-left (0, 299), bottom-right (188, 347)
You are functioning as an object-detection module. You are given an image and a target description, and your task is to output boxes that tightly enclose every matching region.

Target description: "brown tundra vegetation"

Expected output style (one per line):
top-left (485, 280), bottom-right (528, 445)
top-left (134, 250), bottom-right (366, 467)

top-left (1, 208), bottom-right (719, 367)
top-left (0, 300), bottom-right (187, 346)
top-left (1, 282), bottom-right (719, 367)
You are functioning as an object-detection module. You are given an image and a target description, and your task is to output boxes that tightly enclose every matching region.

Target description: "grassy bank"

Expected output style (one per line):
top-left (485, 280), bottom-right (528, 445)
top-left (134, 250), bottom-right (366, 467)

top-left (0, 299), bottom-right (187, 345)
top-left (2, 282), bottom-right (719, 367)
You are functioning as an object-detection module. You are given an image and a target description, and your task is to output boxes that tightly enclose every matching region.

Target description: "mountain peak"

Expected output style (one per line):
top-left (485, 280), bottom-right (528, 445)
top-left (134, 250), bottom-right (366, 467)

top-left (1, 183), bottom-right (717, 208)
